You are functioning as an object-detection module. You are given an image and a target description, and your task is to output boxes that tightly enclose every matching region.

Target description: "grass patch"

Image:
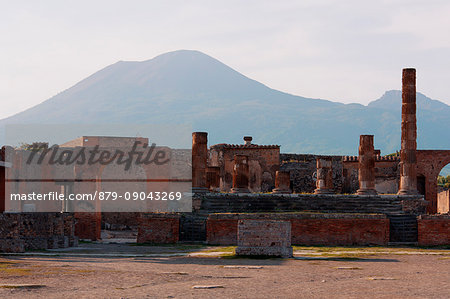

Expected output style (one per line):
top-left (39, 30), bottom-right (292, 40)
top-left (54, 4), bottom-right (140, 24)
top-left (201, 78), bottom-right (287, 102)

top-left (130, 243), bottom-right (205, 250)
top-left (199, 246), bottom-right (236, 253)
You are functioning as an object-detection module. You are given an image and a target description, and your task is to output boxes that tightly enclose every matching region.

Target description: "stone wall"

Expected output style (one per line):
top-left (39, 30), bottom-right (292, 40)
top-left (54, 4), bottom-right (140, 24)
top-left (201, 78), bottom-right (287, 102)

top-left (0, 212), bottom-right (76, 252)
top-left (342, 157), bottom-right (400, 194)
top-left (417, 214), bottom-right (450, 246)
top-left (74, 212), bottom-right (101, 241)
top-left (416, 150), bottom-right (450, 214)
top-left (235, 219), bottom-right (293, 257)
top-left (437, 189), bottom-right (449, 214)
top-left (280, 154), bottom-right (343, 193)
top-left (137, 213), bottom-right (180, 244)
top-left (207, 213), bottom-right (389, 246)
top-left (209, 144), bottom-right (280, 192)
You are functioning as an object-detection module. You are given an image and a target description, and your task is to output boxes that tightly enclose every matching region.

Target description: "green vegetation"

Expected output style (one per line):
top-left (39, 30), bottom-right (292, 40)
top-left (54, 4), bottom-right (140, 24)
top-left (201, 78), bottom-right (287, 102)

top-left (437, 175), bottom-right (450, 188)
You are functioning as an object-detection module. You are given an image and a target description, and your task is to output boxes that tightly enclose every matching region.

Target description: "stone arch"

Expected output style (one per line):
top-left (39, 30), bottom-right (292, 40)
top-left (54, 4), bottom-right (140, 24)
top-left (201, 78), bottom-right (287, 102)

top-left (416, 150), bottom-right (450, 213)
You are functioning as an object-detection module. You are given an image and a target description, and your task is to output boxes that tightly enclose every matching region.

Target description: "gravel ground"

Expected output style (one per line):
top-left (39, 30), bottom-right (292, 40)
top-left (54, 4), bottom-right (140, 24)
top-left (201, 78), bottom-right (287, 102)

top-left (0, 245), bottom-right (449, 298)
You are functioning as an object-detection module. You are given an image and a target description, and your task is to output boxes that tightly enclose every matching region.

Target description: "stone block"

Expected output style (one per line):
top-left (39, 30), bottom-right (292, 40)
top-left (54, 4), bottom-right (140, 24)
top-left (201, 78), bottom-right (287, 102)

top-left (236, 219), bottom-right (293, 258)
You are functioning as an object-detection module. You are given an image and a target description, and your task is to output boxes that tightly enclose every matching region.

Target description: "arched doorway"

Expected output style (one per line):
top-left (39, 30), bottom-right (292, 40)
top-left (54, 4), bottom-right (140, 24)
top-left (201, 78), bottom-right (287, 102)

top-left (416, 150), bottom-right (450, 214)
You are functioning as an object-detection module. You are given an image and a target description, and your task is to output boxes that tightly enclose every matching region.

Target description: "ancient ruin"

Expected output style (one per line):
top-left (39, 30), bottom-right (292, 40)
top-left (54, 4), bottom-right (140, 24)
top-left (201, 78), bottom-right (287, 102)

top-left (0, 68), bottom-right (449, 252)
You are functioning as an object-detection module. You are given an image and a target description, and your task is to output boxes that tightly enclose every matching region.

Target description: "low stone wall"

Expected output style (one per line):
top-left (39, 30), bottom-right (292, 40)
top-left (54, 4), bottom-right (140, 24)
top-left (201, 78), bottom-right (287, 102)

top-left (0, 212), bottom-right (77, 253)
top-left (418, 214), bottom-right (450, 246)
top-left (137, 213), bottom-right (180, 244)
top-left (75, 212), bottom-right (101, 241)
top-left (207, 213), bottom-right (389, 246)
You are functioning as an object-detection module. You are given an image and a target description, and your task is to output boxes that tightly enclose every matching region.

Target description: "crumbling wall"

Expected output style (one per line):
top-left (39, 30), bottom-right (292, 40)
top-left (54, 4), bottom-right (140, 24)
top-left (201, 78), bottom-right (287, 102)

top-left (280, 154), bottom-right (343, 193)
top-left (209, 144), bottom-right (279, 192)
top-left (0, 212), bottom-right (76, 253)
top-left (342, 156), bottom-right (400, 194)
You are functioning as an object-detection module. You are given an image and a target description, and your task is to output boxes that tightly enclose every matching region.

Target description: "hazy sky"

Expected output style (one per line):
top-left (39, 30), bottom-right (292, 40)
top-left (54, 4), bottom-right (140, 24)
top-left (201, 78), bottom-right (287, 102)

top-left (1, 0), bottom-right (449, 119)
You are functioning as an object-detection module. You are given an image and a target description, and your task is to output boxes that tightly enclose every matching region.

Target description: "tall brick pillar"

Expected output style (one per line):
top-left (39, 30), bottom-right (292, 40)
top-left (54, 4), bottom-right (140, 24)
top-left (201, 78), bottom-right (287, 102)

top-left (272, 171), bottom-right (291, 194)
top-left (231, 154), bottom-right (250, 193)
top-left (314, 157), bottom-right (334, 194)
top-left (398, 68), bottom-right (418, 195)
top-left (0, 165), bottom-right (5, 213)
top-left (357, 135), bottom-right (377, 195)
top-left (192, 132), bottom-right (208, 193)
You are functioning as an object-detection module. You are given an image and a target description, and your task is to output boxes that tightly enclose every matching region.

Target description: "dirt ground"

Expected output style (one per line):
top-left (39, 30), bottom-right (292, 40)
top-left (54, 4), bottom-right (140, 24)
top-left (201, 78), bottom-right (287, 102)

top-left (1, 244), bottom-right (449, 298)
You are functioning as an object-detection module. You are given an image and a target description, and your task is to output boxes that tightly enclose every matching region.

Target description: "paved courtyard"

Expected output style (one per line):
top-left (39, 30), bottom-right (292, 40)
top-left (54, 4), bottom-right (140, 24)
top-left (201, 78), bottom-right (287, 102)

top-left (0, 243), bottom-right (449, 298)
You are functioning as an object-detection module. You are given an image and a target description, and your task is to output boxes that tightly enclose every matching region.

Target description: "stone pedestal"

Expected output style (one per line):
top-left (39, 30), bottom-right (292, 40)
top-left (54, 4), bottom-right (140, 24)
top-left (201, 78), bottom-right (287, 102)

top-left (356, 135), bottom-right (377, 195)
top-left (272, 171), bottom-right (291, 194)
top-left (314, 157), bottom-right (334, 194)
top-left (235, 219), bottom-right (293, 258)
top-left (230, 155), bottom-right (250, 193)
top-left (398, 68), bottom-right (418, 195)
top-left (192, 132), bottom-right (208, 193)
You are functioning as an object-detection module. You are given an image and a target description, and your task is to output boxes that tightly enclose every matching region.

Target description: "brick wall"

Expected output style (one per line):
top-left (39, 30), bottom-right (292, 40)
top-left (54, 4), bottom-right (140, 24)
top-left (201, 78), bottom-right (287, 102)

top-left (75, 212), bottom-right (101, 241)
top-left (418, 214), bottom-right (450, 246)
top-left (0, 212), bottom-right (76, 252)
top-left (137, 213), bottom-right (180, 244)
top-left (207, 213), bottom-right (389, 246)
top-left (280, 154), bottom-right (343, 193)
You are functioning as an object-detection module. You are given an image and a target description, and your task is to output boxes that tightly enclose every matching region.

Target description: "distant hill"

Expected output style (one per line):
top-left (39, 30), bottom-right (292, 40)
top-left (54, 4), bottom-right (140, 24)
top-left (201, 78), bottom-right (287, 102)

top-left (1, 50), bottom-right (449, 155)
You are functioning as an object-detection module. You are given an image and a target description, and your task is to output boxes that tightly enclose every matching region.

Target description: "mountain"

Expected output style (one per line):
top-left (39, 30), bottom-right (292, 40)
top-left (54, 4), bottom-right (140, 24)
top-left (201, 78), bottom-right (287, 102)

top-left (1, 50), bottom-right (449, 155)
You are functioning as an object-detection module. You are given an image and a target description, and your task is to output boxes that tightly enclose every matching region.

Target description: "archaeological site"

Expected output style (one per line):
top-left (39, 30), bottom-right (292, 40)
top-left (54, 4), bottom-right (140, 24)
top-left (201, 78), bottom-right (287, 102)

top-left (0, 68), bottom-right (449, 254)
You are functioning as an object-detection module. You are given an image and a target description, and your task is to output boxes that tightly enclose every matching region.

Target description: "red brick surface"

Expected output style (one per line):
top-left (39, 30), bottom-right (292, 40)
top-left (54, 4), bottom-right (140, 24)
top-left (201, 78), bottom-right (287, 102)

top-left (207, 219), bottom-right (239, 245)
top-left (207, 213), bottom-right (389, 246)
top-left (418, 215), bottom-right (450, 246)
top-left (290, 218), bottom-right (389, 246)
top-left (137, 214), bottom-right (180, 244)
top-left (74, 212), bottom-right (101, 241)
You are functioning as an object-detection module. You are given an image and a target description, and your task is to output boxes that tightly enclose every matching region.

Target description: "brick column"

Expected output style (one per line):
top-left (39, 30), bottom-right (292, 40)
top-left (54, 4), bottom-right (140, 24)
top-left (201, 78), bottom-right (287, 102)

top-left (314, 157), bottom-right (334, 194)
top-left (231, 154), bottom-right (250, 193)
top-left (192, 132), bottom-right (208, 193)
top-left (206, 166), bottom-right (220, 192)
top-left (272, 171), bottom-right (291, 194)
top-left (398, 68), bottom-right (418, 195)
top-left (357, 135), bottom-right (377, 195)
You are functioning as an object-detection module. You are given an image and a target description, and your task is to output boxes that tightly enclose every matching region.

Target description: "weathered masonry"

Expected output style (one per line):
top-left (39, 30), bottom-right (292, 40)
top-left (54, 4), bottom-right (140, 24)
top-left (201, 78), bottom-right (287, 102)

top-left (1, 68), bottom-right (449, 251)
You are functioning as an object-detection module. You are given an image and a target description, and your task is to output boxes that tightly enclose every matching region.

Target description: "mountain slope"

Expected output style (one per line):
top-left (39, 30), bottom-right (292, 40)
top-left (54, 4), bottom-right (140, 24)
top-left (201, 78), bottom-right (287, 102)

top-left (1, 50), bottom-right (449, 155)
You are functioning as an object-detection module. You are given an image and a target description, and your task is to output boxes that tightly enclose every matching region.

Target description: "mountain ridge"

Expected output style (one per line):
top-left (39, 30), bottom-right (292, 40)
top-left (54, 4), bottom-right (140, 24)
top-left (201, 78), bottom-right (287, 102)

top-left (1, 50), bottom-right (449, 155)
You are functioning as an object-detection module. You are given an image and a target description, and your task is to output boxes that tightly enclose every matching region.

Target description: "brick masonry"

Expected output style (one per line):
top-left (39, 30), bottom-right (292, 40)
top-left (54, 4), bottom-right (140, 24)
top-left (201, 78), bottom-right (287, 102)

top-left (235, 219), bottom-right (293, 257)
top-left (137, 213), bottom-right (180, 244)
top-left (0, 212), bottom-right (77, 253)
top-left (417, 214), bottom-right (450, 246)
top-left (207, 213), bottom-right (389, 246)
top-left (75, 212), bottom-right (101, 241)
